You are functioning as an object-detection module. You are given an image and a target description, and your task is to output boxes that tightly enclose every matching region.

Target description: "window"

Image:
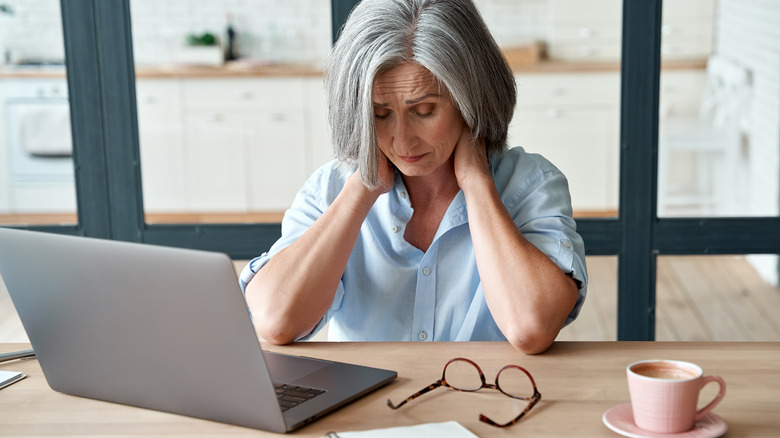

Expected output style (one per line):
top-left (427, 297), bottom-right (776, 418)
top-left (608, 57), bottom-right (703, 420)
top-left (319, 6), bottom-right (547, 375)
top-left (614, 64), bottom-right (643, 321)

top-left (5, 0), bottom-right (778, 341)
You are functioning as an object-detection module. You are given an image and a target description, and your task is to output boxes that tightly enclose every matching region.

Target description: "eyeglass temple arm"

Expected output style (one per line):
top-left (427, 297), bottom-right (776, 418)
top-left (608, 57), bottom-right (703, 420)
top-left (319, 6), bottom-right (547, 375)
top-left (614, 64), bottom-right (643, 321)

top-left (386, 380), bottom-right (443, 410)
top-left (479, 389), bottom-right (542, 428)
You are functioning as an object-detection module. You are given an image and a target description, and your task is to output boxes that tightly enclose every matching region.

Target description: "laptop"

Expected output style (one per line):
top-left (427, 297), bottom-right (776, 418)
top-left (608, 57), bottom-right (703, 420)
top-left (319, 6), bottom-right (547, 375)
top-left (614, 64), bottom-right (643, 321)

top-left (0, 228), bottom-right (396, 432)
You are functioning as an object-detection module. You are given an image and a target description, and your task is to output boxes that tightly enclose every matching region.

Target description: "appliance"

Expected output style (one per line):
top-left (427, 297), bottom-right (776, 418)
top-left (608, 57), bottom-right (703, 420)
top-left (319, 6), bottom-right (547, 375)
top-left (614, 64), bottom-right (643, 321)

top-left (3, 77), bottom-right (73, 182)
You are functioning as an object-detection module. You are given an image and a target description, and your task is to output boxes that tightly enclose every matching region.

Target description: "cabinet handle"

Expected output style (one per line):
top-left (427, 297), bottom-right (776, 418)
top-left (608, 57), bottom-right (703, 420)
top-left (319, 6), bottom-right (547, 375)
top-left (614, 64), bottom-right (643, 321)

top-left (661, 25), bottom-right (674, 36)
top-left (238, 90), bottom-right (254, 100)
top-left (552, 87), bottom-right (566, 96)
top-left (546, 108), bottom-right (561, 119)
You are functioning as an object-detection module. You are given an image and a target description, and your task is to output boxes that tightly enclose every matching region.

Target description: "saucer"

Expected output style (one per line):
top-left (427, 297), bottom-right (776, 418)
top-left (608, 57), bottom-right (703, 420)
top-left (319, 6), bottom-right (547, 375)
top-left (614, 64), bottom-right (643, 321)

top-left (602, 404), bottom-right (727, 438)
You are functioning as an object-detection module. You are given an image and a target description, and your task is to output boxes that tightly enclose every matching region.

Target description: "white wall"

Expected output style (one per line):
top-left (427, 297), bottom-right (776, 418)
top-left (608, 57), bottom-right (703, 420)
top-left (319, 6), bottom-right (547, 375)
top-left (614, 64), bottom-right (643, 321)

top-left (0, 0), bottom-right (64, 64)
top-left (0, 0), bottom-right (549, 67)
top-left (715, 0), bottom-right (780, 285)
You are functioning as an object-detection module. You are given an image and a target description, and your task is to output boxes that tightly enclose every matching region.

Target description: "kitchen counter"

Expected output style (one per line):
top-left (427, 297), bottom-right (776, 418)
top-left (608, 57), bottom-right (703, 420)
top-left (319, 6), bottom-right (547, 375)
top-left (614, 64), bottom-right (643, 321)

top-left (0, 61), bottom-right (322, 79)
top-left (0, 57), bottom-right (707, 79)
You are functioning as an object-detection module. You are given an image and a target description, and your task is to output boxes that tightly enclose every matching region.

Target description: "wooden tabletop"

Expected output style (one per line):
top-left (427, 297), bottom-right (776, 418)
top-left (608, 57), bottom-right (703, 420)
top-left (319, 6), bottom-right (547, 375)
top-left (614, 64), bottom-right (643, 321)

top-left (1, 341), bottom-right (777, 436)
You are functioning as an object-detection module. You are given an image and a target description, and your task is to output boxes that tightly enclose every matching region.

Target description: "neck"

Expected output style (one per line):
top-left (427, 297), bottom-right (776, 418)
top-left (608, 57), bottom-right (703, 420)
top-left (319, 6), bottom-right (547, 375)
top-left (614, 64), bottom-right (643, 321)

top-left (401, 157), bottom-right (461, 207)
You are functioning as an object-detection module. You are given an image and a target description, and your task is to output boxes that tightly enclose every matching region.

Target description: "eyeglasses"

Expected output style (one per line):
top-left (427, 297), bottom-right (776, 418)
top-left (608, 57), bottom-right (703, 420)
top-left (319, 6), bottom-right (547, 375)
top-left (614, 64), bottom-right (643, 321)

top-left (386, 357), bottom-right (541, 428)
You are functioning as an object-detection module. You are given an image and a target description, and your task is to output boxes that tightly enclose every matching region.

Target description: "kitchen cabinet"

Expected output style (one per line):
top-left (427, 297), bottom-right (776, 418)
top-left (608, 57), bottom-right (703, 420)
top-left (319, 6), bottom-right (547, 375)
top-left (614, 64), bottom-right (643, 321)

top-left (509, 72), bottom-right (621, 213)
top-left (136, 79), bottom-right (187, 212)
top-left (548, 0), bottom-right (714, 63)
top-left (0, 74), bottom-right (317, 216)
top-left (303, 77), bottom-right (334, 173)
top-left (1, 64), bottom-right (706, 218)
top-left (181, 110), bottom-right (251, 211)
top-left (180, 77), bottom-right (309, 212)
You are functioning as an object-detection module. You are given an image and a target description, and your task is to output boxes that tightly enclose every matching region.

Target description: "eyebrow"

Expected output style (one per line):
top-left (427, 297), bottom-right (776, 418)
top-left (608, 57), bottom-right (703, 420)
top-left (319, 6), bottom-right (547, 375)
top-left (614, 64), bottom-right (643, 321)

top-left (373, 93), bottom-right (440, 107)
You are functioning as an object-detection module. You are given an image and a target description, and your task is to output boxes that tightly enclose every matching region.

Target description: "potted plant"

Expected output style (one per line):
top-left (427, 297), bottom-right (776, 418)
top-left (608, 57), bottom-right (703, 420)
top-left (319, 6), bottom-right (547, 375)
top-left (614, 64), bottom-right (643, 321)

top-left (175, 32), bottom-right (223, 66)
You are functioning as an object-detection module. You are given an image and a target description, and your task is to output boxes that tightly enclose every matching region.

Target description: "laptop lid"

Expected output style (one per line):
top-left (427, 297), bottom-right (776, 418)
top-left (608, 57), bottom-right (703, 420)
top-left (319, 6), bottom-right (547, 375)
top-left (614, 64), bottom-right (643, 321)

top-left (0, 228), bottom-right (396, 432)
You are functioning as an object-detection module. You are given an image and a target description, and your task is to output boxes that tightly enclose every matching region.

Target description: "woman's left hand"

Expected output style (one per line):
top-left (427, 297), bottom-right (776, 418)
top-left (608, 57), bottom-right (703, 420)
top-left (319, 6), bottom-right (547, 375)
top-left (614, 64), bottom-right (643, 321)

top-left (453, 124), bottom-right (491, 191)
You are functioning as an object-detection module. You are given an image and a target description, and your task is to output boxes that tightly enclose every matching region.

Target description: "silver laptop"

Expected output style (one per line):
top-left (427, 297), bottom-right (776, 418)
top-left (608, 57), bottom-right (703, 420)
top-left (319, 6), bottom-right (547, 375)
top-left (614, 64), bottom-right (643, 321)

top-left (0, 228), bottom-right (396, 432)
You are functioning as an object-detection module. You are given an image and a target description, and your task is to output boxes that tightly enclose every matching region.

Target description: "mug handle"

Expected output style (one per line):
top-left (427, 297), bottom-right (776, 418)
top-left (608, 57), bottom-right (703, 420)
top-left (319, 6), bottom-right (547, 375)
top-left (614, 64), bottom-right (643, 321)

top-left (695, 375), bottom-right (727, 421)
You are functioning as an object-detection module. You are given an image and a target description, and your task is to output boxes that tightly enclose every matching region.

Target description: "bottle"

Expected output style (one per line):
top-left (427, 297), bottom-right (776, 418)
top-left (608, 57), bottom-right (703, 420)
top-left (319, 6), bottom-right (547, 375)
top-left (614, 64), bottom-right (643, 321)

top-left (224, 13), bottom-right (237, 62)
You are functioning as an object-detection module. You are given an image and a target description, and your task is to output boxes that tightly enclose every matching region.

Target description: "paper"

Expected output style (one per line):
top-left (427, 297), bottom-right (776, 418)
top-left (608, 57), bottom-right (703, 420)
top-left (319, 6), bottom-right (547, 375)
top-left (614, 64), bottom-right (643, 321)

top-left (324, 421), bottom-right (478, 437)
top-left (0, 370), bottom-right (26, 390)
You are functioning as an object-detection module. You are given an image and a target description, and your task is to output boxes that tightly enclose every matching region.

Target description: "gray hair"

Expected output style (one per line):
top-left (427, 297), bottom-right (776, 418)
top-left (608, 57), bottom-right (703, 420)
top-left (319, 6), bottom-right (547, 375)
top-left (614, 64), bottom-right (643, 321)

top-left (324, 0), bottom-right (516, 189)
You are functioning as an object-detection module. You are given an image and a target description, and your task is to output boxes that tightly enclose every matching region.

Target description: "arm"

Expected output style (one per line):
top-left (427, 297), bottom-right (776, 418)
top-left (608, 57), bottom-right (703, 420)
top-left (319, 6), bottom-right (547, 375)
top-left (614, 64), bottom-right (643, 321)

top-left (244, 162), bottom-right (394, 345)
top-left (454, 128), bottom-right (579, 354)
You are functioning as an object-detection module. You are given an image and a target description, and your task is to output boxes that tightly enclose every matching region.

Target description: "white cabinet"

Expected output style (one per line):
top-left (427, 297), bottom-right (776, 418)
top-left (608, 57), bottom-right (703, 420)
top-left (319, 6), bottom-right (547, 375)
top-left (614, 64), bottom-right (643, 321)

top-left (660, 1), bottom-right (715, 61)
top-left (0, 75), bottom-right (315, 215)
top-left (509, 72), bottom-right (621, 213)
top-left (245, 109), bottom-right (307, 210)
top-left (181, 110), bottom-right (250, 211)
top-left (548, 0), bottom-right (714, 63)
top-left (303, 77), bottom-right (334, 173)
top-left (179, 77), bottom-right (309, 212)
top-left (136, 79), bottom-right (187, 212)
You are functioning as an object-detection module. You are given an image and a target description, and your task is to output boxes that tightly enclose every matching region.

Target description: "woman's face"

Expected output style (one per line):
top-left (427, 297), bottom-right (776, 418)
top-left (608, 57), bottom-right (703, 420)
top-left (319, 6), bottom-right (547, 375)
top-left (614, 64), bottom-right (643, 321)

top-left (372, 63), bottom-right (465, 179)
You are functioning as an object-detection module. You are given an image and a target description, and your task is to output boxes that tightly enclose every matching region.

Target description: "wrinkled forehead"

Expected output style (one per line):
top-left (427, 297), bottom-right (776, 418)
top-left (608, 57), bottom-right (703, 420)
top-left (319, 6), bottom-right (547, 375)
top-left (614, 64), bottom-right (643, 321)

top-left (372, 63), bottom-right (444, 102)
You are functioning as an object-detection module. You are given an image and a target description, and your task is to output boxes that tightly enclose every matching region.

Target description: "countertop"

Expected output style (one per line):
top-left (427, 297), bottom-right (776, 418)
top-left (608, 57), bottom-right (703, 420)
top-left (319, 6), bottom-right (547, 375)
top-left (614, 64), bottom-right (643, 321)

top-left (0, 56), bottom-right (707, 80)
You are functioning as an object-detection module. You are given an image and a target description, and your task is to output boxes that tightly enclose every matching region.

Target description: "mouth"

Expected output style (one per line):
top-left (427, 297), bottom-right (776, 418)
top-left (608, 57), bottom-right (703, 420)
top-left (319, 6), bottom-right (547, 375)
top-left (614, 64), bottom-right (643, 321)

top-left (398, 153), bottom-right (427, 164)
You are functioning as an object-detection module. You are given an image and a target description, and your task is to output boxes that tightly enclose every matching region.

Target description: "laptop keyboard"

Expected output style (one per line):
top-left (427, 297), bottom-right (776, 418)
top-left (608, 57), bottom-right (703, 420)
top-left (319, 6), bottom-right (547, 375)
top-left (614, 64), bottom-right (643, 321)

top-left (274, 382), bottom-right (326, 412)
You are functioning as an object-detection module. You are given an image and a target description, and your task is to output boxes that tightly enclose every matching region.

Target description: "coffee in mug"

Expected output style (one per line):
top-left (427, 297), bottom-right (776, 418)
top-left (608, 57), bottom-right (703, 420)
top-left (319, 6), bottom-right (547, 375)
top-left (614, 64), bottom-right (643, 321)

top-left (627, 359), bottom-right (726, 434)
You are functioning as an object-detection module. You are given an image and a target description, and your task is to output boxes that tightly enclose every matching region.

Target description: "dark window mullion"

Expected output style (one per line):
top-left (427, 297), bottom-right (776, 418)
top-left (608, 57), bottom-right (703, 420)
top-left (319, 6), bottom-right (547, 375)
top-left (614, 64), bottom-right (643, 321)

top-left (654, 217), bottom-right (780, 255)
top-left (92, 0), bottom-right (145, 242)
top-left (60, 0), bottom-right (112, 238)
top-left (617, 0), bottom-right (663, 340)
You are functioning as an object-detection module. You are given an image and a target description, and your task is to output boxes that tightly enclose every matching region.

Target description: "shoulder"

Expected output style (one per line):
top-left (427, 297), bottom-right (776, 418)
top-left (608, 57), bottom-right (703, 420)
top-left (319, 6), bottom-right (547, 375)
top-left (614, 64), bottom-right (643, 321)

top-left (299, 159), bottom-right (352, 204)
top-left (491, 147), bottom-right (566, 195)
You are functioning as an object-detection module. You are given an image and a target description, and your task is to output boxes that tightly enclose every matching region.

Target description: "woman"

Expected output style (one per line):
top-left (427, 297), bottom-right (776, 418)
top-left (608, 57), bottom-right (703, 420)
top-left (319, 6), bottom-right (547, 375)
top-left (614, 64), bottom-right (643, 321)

top-left (241, 0), bottom-right (587, 354)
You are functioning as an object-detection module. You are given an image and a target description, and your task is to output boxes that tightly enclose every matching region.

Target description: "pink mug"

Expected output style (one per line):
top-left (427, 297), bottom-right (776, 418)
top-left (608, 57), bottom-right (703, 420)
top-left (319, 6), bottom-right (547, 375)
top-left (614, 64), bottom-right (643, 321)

top-left (627, 359), bottom-right (726, 434)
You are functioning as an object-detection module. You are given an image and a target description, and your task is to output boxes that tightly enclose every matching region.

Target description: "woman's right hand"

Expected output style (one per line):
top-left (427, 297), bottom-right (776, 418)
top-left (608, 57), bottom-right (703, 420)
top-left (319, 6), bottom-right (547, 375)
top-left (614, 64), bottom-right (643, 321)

top-left (350, 152), bottom-right (395, 203)
top-left (375, 153), bottom-right (396, 194)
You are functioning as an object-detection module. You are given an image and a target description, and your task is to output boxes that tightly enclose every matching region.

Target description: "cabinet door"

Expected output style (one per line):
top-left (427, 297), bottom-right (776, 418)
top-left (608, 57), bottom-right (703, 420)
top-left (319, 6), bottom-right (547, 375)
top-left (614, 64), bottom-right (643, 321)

top-left (245, 109), bottom-right (307, 211)
top-left (183, 110), bottom-right (249, 212)
top-left (136, 79), bottom-right (187, 212)
top-left (510, 108), bottom-right (619, 212)
top-left (304, 77), bottom-right (334, 174)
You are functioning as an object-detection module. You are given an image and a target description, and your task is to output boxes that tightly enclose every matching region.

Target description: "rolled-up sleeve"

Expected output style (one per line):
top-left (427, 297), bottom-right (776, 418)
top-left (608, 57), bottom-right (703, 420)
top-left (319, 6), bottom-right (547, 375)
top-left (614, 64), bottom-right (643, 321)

top-left (238, 161), bottom-right (349, 339)
top-left (496, 148), bottom-right (589, 326)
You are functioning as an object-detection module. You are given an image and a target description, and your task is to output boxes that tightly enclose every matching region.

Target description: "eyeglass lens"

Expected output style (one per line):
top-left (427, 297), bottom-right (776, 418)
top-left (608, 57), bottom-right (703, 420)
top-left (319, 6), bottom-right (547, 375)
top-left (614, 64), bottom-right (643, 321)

top-left (444, 359), bottom-right (535, 399)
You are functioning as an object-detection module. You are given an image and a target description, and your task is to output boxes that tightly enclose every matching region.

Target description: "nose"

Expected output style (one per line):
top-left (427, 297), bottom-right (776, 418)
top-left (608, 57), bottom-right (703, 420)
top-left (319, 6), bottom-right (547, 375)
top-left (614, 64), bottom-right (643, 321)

top-left (392, 116), bottom-right (416, 154)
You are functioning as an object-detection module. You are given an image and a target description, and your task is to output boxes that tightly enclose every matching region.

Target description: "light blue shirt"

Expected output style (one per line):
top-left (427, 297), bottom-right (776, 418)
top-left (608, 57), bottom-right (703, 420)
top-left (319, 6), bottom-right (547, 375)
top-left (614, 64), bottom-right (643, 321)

top-left (239, 147), bottom-right (588, 342)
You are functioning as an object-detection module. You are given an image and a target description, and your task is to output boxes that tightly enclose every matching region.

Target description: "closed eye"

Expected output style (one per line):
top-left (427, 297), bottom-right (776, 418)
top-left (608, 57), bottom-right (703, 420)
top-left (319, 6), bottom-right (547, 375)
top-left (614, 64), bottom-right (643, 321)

top-left (413, 103), bottom-right (436, 118)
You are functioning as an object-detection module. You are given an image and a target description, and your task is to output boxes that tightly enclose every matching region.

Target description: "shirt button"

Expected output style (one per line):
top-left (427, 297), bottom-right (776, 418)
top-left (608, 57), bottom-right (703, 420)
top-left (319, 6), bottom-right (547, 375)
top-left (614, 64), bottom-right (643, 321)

top-left (422, 267), bottom-right (431, 275)
top-left (400, 191), bottom-right (407, 199)
top-left (418, 332), bottom-right (427, 340)
top-left (562, 240), bottom-right (571, 248)
top-left (391, 225), bottom-right (398, 233)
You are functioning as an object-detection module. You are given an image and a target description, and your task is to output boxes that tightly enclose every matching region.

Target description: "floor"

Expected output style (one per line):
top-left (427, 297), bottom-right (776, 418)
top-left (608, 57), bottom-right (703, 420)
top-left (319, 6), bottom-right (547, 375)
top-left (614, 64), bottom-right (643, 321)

top-left (1, 256), bottom-right (779, 344)
top-left (557, 255), bottom-right (780, 342)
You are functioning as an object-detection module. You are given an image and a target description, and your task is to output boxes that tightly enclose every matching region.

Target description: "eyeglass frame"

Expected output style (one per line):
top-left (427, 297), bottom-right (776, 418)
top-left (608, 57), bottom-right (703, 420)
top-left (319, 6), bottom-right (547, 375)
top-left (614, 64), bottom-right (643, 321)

top-left (386, 357), bottom-right (542, 428)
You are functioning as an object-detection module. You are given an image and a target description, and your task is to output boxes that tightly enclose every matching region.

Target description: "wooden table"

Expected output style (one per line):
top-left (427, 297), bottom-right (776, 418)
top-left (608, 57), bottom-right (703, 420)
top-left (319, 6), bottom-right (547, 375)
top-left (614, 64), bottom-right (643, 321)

top-left (1, 341), bottom-right (778, 436)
